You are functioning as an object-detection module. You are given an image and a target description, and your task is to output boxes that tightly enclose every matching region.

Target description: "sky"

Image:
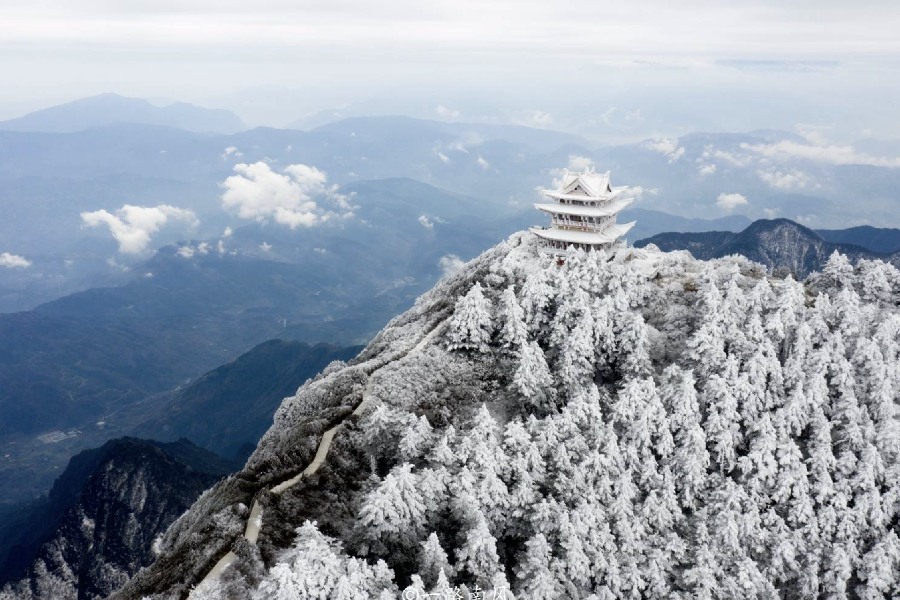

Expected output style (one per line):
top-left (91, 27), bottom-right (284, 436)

top-left (2, 1), bottom-right (900, 140)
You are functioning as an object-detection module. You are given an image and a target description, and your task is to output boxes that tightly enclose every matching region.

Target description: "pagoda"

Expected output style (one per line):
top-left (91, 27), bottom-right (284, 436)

top-left (530, 168), bottom-right (636, 254)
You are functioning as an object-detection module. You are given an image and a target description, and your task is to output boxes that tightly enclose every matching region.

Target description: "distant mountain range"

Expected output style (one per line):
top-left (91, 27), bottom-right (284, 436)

top-left (621, 208), bottom-right (751, 244)
top-left (0, 93), bottom-right (245, 134)
top-left (1, 340), bottom-right (361, 596)
top-left (635, 218), bottom-right (900, 277)
top-left (0, 243), bottom-right (381, 503)
top-left (4, 105), bottom-right (900, 314)
top-left (816, 225), bottom-right (900, 254)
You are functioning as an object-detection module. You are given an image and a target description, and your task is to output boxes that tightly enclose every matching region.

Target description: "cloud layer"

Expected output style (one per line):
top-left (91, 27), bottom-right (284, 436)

top-left (81, 204), bottom-right (197, 254)
top-left (644, 138), bottom-right (685, 162)
top-left (0, 252), bottom-right (31, 268)
top-left (742, 140), bottom-right (900, 168)
top-left (220, 162), bottom-right (353, 229)
top-left (716, 192), bottom-right (749, 211)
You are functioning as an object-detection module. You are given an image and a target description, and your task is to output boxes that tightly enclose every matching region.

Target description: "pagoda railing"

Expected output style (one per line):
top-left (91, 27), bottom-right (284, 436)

top-left (551, 215), bottom-right (614, 232)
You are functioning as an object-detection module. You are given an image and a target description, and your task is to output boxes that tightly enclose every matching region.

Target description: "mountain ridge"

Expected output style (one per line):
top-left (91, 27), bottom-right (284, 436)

top-left (635, 217), bottom-right (900, 277)
top-left (0, 438), bottom-right (235, 599)
top-left (0, 94), bottom-right (245, 134)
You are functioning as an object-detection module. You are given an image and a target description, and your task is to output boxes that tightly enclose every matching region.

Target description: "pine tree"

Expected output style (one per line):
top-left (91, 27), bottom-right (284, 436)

top-left (662, 366), bottom-right (709, 508)
top-left (687, 279), bottom-right (727, 379)
top-left (516, 533), bottom-right (561, 600)
top-left (512, 340), bottom-right (556, 412)
top-left (398, 415), bottom-right (434, 462)
top-left (821, 251), bottom-right (855, 290)
top-left (430, 568), bottom-right (455, 598)
top-left (456, 512), bottom-right (501, 589)
top-left (681, 525), bottom-right (723, 600)
top-left (497, 285), bottom-right (528, 354)
top-left (555, 510), bottom-right (591, 591)
top-left (418, 532), bottom-right (452, 586)
top-left (357, 463), bottom-right (427, 553)
top-left (703, 357), bottom-right (742, 474)
top-left (447, 282), bottom-right (494, 353)
top-left (856, 531), bottom-right (900, 600)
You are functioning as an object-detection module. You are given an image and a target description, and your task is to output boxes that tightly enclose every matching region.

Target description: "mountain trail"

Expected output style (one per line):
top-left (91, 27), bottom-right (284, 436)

top-left (189, 317), bottom-right (448, 596)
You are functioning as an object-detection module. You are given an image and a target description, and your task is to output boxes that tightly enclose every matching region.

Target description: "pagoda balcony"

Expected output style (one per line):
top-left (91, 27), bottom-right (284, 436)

top-left (550, 216), bottom-right (614, 232)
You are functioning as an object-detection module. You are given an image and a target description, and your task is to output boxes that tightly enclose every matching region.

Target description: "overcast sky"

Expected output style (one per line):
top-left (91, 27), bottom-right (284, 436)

top-left (2, 1), bottom-right (899, 138)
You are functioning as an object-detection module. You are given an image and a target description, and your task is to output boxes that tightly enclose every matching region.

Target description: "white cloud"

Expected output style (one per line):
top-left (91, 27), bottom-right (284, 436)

top-left (618, 185), bottom-right (655, 200)
top-left (436, 104), bottom-right (460, 119)
top-left (0, 252), bottom-right (31, 268)
top-left (757, 168), bottom-right (809, 190)
top-left (259, 241), bottom-right (272, 251)
top-left (221, 146), bottom-right (243, 159)
top-left (418, 215), bottom-right (434, 229)
top-left (697, 163), bottom-right (717, 176)
top-left (313, 247), bottom-right (326, 254)
top-left (105, 256), bottom-right (129, 272)
top-left (644, 138), bottom-right (685, 162)
top-left (795, 124), bottom-right (830, 146)
top-left (81, 204), bottom-right (198, 254)
top-left (712, 149), bottom-right (754, 167)
top-left (741, 141), bottom-right (900, 168)
top-left (600, 106), bottom-right (617, 125)
top-left (511, 109), bottom-right (553, 129)
top-left (447, 132), bottom-right (484, 155)
top-left (716, 192), bottom-right (749, 211)
top-left (222, 226), bottom-right (233, 238)
top-left (177, 242), bottom-right (210, 258)
top-left (476, 155), bottom-right (490, 170)
top-left (432, 144), bottom-right (450, 163)
top-left (567, 155), bottom-right (594, 171)
top-left (439, 254), bottom-right (465, 278)
top-left (220, 162), bottom-right (353, 229)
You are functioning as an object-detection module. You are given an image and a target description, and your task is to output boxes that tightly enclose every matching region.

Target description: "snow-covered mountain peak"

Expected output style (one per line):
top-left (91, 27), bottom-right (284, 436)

top-left (111, 233), bottom-right (900, 600)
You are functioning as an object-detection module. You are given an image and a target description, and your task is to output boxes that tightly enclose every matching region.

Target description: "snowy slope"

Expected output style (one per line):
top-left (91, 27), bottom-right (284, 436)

top-left (109, 233), bottom-right (900, 599)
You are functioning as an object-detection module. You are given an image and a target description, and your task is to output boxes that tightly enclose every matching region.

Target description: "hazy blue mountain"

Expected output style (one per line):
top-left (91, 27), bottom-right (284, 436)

top-left (621, 208), bottom-right (752, 242)
top-left (310, 115), bottom-right (587, 152)
top-left (5, 118), bottom-right (900, 313)
top-left (816, 225), bottom-right (900, 254)
top-left (0, 93), bottom-right (245, 134)
top-left (131, 340), bottom-right (362, 461)
top-left (0, 175), bottom-right (520, 503)
top-left (635, 218), bottom-right (899, 277)
top-left (0, 438), bottom-right (234, 599)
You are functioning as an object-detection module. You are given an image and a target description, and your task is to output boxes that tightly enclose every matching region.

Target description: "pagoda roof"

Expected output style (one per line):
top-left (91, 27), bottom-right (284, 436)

top-left (535, 196), bottom-right (633, 217)
top-left (530, 221), bottom-right (636, 245)
top-left (543, 187), bottom-right (623, 202)
top-left (558, 169), bottom-right (612, 198)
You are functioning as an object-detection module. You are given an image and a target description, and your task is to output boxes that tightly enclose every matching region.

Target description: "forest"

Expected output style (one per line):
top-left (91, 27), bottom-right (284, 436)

top-left (107, 234), bottom-right (900, 599)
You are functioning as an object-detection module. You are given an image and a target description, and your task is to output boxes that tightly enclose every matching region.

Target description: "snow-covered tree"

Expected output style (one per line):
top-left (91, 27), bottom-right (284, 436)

top-left (357, 464), bottom-right (427, 554)
top-left (417, 532), bottom-right (452, 586)
top-left (456, 512), bottom-right (501, 589)
top-left (497, 285), bottom-right (528, 353)
top-left (447, 282), bottom-right (494, 353)
top-left (515, 533), bottom-right (560, 600)
top-left (512, 340), bottom-right (556, 412)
